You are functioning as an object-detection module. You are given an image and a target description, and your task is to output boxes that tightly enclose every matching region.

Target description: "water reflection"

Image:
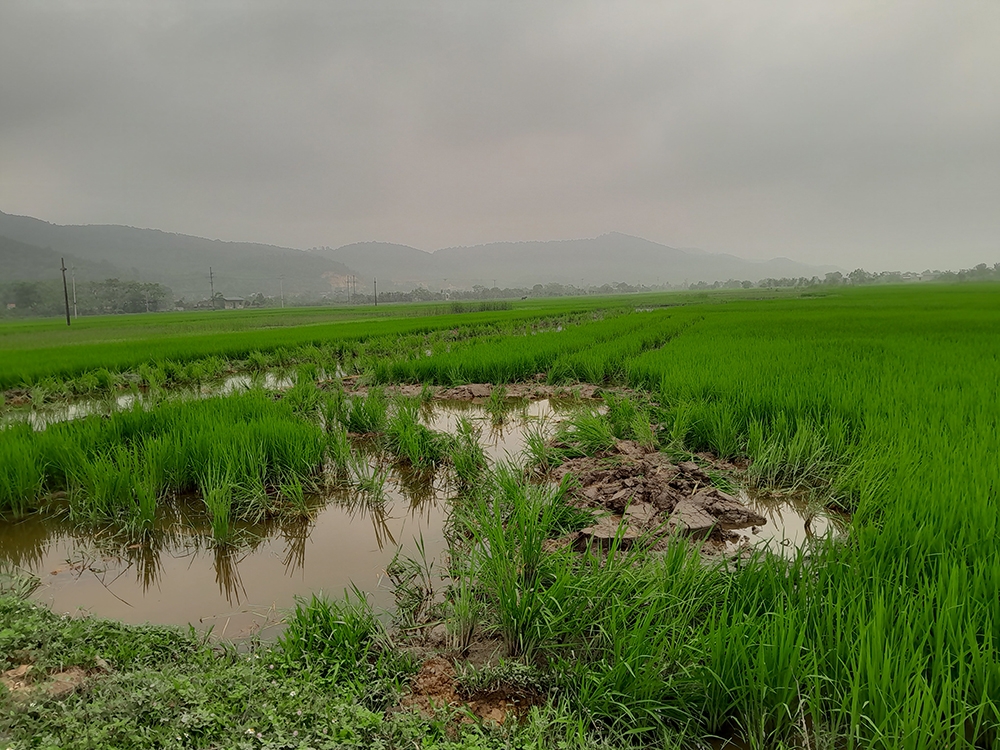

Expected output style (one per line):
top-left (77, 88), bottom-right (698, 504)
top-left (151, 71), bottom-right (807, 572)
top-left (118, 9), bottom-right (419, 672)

top-left (735, 490), bottom-right (850, 557)
top-left (0, 370), bottom-right (299, 431)
top-left (3, 400), bottom-right (562, 631)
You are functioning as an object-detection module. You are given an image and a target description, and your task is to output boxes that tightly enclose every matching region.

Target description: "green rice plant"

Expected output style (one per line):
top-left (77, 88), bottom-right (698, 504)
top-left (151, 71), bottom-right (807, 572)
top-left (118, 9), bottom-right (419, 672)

top-left (448, 417), bottom-right (487, 489)
top-left (386, 536), bottom-right (438, 630)
top-left (321, 387), bottom-right (349, 430)
top-left (0, 431), bottom-right (44, 518)
top-left (746, 418), bottom-right (833, 490)
top-left (198, 464), bottom-right (235, 546)
top-left (350, 453), bottom-right (388, 497)
top-left (345, 387), bottom-right (388, 434)
top-left (446, 577), bottom-right (481, 655)
top-left (92, 368), bottom-right (118, 393)
top-left (279, 473), bottom-right (308, 515)
top-left (604, 392), bottom-right (657, 448)
top-left (554, 409), bottom-right (617, 457)
top-left (603, 392), bottom-right (641, 438)
top-left (295, 362), bottom-right (319, 384)
top-left (183, 360), bottom-right (204, 387)
top-left (385, 398), bottom-right (448, 469)
top-left (325, 424), bottom-right (353, 482)
top-left (485, 384), bottom-right (509, 425)
top-left (522, 424), bottom-right (561, 475)
top-left (68, 448), bottom-right (137, 524)
top-left (283, 377), bottom-right (322, 422)
top-left (461, 466), bottom-right (576, 658)
top-left (246, 349), bottom-right (271, 371)
top-left (278, 589), bottom-right (409, 706)
top-left (661, 398), bottom-right (697, 450)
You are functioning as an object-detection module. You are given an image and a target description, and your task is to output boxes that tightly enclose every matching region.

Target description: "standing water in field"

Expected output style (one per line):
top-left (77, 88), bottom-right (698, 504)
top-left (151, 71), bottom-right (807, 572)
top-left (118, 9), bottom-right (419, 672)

top-left (0, 370), bottom-right (298, 431)
top-left (0, 400), bottom-right (563, 637)
top-left (0, 390), bottom-right (845, 637)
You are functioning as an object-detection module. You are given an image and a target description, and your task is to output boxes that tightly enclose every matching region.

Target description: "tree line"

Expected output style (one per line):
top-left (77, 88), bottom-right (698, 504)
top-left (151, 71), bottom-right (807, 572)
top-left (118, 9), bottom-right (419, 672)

top-left (1, 279), bottom-right (172, 317)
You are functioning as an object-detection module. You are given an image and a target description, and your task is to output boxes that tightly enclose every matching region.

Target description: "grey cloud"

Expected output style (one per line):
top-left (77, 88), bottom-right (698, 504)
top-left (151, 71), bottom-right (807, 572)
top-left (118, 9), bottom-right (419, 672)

top-left (0, 0), bottom-right (997, 270)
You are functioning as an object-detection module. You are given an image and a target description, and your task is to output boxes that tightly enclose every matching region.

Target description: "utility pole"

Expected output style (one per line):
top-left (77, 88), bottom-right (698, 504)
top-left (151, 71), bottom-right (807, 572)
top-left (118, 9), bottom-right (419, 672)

top-left (373, 277), bottom-right (377, 306)
top-left (60, 258), bottom-right (71, 326)
top-left (279, 276), bottom-right (284, 308)
top-left (71, 267), bottom-right (78, 319)
top-left (209, 267), bottom-right (215, 310)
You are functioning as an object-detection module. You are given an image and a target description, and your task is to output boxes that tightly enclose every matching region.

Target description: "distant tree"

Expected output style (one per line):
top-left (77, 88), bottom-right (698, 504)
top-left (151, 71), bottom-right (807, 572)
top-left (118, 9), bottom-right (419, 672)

top-left (12, 281), bottom-right (42, 309)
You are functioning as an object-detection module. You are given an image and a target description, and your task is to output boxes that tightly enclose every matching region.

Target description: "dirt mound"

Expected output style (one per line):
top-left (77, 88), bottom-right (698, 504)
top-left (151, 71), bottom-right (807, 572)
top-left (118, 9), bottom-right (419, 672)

top-left (1, 664), bottom-right (91, 700)
top-left (399, 657), bottom-right (543, 725)
top-left (339, 379), bottom-right (601, 402)
top-left (550, 441), bottom-right (766, 552)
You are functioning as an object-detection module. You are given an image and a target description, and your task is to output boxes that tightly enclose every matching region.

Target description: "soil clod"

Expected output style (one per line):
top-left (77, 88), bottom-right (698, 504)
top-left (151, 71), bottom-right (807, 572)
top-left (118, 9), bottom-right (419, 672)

top-left (552, 439), bottom-right (766, 551)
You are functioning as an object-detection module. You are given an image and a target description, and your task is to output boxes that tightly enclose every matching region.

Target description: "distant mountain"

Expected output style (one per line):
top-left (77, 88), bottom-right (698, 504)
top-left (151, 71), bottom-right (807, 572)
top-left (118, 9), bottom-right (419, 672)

top-left (0, 234), bottom-right (119, 283)
top-left (0, 211), bottom-right (354, 300)
top-left (314, 233), bottom-right (837, 290)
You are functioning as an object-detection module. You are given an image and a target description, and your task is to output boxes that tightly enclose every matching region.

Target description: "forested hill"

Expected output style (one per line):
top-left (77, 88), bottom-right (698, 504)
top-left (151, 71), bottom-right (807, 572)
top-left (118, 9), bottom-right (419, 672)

top-left (0, 234), bottom-right (118, 283)
top-left (0, 211), bottom-right (354, 300)
top-left (313, 233), bottom-right (837, 291)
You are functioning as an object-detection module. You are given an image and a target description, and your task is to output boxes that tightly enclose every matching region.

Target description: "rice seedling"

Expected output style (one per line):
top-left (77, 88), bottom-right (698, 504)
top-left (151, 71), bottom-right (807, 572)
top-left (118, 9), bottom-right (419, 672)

top-left (325, 423), bottom-right (353, 482)
top-left (345, 387), bottom-right (388, 434)
top-left (278, 589), bottom-right (401, 684)
top-left (459, 465), bottom-right (577, 658)
top-left (554, 409), bottom-right (616, 457)
top-left (522, 423), bottom-right (561, 476)
top-left (4, 286), bottom-right (1000, 748)
top-left (283, 376), bottom-right (323, 422)
top-left (198, 464), bottom-right (235, 546)
top-left (385, 398), bottom-right (449, 469)
top-left (446, 577), bottom-right (481, 655)
top-left (484, 384), bottom-right (509, 425)
top-left (349, 452), bottom-right (388, 497)
top-left (448, 417), bottom-right (488, 490)
top-left (386, 536), bottom-right (439, 630)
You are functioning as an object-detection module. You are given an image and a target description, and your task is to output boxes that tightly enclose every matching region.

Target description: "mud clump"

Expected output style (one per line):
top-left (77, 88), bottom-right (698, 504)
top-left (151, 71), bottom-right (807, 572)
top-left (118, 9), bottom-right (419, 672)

top-left (550, 441), bottom-right (766, 553)
top-left (1, 664), bottom-right (91, 700)
top-left (339, 379), bottom-right (601, 402)
top-left (399, 657), bottom-right (543, 725)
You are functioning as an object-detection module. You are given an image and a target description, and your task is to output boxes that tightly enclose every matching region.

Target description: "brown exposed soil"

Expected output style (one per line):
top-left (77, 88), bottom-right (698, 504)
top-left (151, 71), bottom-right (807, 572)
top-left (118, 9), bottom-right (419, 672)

top-left (1, 663), bottom-right (91, 700)
top-left (398, 656), bottom-right (543, 725)
top-left (549, 440), bottom-right (766, 555)
top-left (338, 378), bottom-right (601, 402)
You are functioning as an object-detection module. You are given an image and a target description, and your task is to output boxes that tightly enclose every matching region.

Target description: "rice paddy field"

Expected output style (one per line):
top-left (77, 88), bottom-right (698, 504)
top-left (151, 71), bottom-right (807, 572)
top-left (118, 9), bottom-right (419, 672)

top-left (1, 284), bottom-right (998, 749)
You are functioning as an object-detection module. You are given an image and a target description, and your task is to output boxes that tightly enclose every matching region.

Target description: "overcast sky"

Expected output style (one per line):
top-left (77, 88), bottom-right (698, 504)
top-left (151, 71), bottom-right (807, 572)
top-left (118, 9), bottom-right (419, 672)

top-left (1, 1), bottom-right (998, 270)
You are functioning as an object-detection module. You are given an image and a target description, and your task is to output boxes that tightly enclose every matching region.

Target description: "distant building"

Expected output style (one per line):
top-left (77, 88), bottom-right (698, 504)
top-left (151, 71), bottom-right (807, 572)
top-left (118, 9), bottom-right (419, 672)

top-left (222, 297), bottom-right (246, 310)
top-left (6, 303), bottom-right (15, 310)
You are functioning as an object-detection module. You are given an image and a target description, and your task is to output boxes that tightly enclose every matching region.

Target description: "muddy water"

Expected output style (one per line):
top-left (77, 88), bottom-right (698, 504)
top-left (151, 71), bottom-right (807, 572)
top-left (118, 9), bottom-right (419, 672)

top-left (0, 393), bottom-right (842, 635)
top-left (728, 491), bottom-right (849, 557)
top-left (0, 401), bottom-right (564, 637)
top-left (0, 371), bottom-right (297, 431)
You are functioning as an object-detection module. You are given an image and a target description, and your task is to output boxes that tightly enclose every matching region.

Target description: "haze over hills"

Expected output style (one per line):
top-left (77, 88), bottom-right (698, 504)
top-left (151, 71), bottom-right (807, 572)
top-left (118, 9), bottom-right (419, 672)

top-left (0, 234), bottom-right (117, 283)
top-left (1, 210), bottom-right (840, 300)
top-left (313, 233), bottom-right (839, 291)
top-left (0, 211), bottom-right (352, 300)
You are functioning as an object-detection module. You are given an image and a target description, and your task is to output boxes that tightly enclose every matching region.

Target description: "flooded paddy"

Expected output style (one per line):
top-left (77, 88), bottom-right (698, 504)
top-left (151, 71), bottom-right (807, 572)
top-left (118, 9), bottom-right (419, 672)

top-left (0, 399), bottom-right (566, 636)
top-left (0, 387), bottom-right (846, 638)
top-left (0, 371), bottom-right (298, 431)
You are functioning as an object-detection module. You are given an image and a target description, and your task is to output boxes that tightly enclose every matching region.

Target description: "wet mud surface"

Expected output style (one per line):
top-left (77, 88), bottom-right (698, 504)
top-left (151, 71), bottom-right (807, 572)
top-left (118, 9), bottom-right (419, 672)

top-left (548, 440), bottom-right (845, 558)
top-left (397, 656), bottom-right (543, 725)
